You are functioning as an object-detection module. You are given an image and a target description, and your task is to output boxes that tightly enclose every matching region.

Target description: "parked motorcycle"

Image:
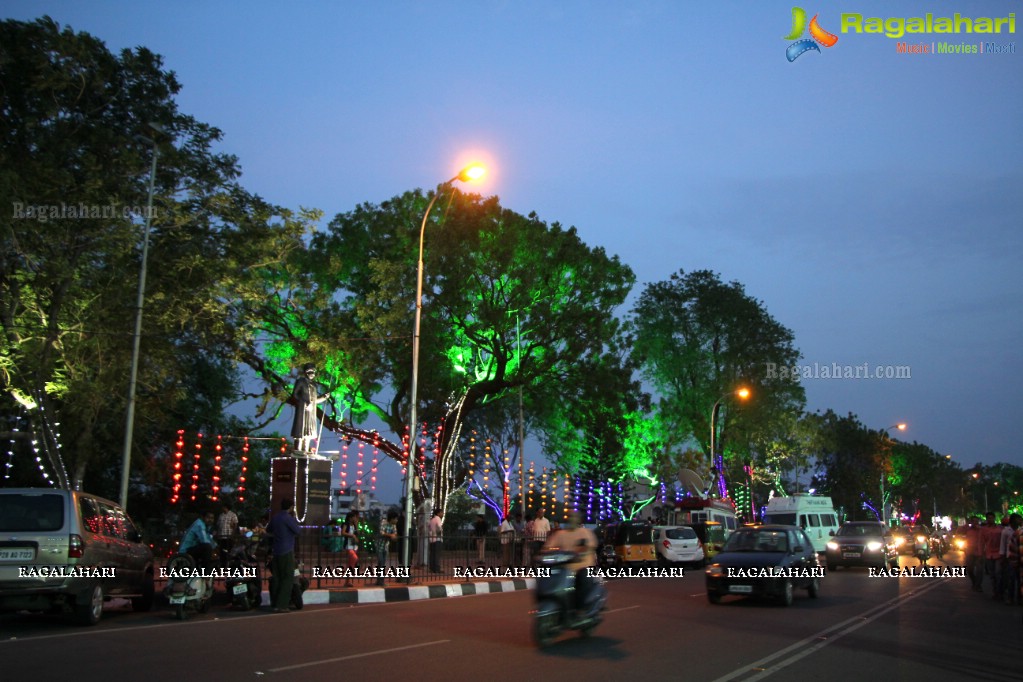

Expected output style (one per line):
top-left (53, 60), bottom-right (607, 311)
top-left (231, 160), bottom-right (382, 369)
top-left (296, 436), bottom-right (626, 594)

top-left (914, 533), bottom-right (931, 566)
top-left (164, 554), bottom-right (214, 620)
top-left (226, 531), bottom-right (262, 611)
top-left (533, 544), bottom-right (607, 647)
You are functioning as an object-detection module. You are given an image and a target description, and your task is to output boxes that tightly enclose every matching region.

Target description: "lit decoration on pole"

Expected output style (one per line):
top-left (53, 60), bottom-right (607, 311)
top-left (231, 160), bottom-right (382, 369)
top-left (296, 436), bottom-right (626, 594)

top-left (191, 433), bottom-right (203, 502)
top-left (171, 430), bottom-right (185, 503)
top-left (341, 439), bottom-right (349, 491)
top-left (238, 436), bottom-right (249, 502)
top-left (211, 434), bottom-right (223, 501)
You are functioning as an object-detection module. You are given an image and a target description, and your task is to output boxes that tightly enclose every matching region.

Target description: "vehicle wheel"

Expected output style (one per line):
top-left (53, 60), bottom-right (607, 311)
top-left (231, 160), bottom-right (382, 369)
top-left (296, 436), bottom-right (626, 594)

top-left (707, 591), bottom-right (721, 605)
top-left (808, 578), bottom-right (820, 599)
top-left (235, 594), bottom-right (251, 611)
top-left (174, 603), bottom-right (186, 620)
top-left (534, 612), bottom-right (559, 648)
top-left (249, 585), bottom-right (263, 609)
top-left (780, 580), bottom-right (794, 607)
top-left (132, 572), bottom-right (155, 612)
top-left (76, 584), bottom-right (104, 625)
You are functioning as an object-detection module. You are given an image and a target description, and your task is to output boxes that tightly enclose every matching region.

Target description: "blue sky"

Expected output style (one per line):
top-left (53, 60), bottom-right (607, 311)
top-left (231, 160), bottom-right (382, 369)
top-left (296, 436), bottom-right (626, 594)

top-left (6, 1), bottom-right (1021, 502)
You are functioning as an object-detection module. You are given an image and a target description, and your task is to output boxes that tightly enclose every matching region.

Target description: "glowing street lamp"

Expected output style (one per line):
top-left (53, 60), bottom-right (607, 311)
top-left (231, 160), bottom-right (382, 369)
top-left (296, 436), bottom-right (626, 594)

top-left (708, 387), bottom-right (751, 499)
top-left (401, 163), bottom-right (486, 568)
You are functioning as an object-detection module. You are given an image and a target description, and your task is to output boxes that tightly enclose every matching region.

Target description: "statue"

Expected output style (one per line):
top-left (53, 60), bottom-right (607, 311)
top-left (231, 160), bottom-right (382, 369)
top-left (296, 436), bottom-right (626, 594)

top-left (291, 363), bottom-right (329, 452)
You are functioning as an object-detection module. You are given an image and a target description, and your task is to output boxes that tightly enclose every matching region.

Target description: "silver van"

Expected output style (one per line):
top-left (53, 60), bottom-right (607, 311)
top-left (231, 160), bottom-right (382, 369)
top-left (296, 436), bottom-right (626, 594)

top-left (0, 488), bottom-right (155, 624)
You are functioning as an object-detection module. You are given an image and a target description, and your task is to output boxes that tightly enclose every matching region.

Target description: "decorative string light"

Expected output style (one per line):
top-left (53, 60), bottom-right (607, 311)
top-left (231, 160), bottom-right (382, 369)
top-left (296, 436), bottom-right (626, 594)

top-left (340, 440), bottom-right (349, 491)
top-left (238, 436), bottom-right (249, 502)
top-left (211, 434), bottom-right (223, 501)
top-left (171, 430), bottom-right (185, 503)
top-left (190, 433), bottom-right (203, 501)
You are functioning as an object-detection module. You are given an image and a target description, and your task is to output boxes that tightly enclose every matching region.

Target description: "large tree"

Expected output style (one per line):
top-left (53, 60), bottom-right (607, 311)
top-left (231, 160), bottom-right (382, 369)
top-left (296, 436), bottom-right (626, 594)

top-left (0, 17), bottom-right (310, 498)
top-left (630, 269), bottom-right (805, 497)
top-left (239, 189), bottom-right (636, 516)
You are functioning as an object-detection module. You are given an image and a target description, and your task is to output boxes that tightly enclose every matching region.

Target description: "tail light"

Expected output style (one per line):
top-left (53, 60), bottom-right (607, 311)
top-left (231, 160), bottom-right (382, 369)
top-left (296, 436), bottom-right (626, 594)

top-left (68, 534), bottom-right (85, 559)
top-left (663, 540), bottom-right (671, 548)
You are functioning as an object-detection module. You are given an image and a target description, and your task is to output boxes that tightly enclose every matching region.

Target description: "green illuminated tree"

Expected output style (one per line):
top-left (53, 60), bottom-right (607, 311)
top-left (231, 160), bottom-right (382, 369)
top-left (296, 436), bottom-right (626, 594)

top-left (630, 269), bottom-right (805, 493)
top-left (242, 189), bottom-right (635, 516)
top-left (0, 17), bottom-right (311, 497)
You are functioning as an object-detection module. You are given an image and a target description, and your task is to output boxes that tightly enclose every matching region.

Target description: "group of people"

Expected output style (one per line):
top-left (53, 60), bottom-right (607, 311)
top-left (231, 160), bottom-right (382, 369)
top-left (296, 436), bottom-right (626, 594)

top-left (963, 511), bottom-right (1022, 605)
top-left (497, 508), bottom-right (556, 567)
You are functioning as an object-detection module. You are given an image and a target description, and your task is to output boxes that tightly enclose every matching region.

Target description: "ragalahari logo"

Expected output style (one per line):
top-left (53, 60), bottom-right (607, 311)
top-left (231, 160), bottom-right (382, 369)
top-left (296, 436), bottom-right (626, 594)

top-left (784, 7), bottom-right (839, 61)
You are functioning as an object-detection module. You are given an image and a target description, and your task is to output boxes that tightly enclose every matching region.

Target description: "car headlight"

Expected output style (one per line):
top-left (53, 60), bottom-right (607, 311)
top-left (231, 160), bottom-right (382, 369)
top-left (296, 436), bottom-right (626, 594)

top-left (916, 535), bottom-right (927, 544)
top-left (826, 541), bottom-right (839, 551)
top-left (954, 538), bottom-right (966, 549)
top-left (894, 536), bottom-right (905, 547)
top-left (706, 565), bottom-right (723, 576)
top-left (866, 541), bottom-right (883, 552)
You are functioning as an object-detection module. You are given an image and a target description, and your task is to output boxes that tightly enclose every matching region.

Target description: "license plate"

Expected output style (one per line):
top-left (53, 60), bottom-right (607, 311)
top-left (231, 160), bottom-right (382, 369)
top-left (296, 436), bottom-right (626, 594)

top-left (169, 595), bottom-right (186, 604)
top-left (232, 583), bottom-right (247, 595)
top-left (843, 552), bottom-right (861, 558)
top-left (0, 548), bottom-right (35, 561)
top-left (730, 585), bottom-right (753, 594)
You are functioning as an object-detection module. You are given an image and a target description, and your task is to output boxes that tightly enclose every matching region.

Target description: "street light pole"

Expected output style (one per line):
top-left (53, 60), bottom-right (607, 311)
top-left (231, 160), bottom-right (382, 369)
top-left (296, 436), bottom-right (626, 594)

top-left (118, 127), bottom-right (162, 510)
top-left (708, 387), bottom-right (750, 499)
top-left (400, 164), bottom-right (485, 568)
top-left (878, 422), bottom-right (907, 527)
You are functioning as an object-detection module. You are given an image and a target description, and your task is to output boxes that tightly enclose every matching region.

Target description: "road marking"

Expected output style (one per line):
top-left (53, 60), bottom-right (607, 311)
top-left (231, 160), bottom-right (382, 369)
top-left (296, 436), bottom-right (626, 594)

top-left (604, 605), bottom-right (641, 614)
top-left (264, 639), bottom-right (450, 673)
top-left (709, 578), bottom-right (949, 682)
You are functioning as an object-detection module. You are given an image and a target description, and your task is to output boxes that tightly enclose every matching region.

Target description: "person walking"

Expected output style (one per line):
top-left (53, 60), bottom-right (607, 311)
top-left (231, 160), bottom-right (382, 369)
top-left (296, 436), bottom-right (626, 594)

top-left (376, 511), bottom-right (398, 586)
top-left (267, 498), bottom-right (301, 613)
top-left (428, 509), bottom-right (444, 574)
top-left (341, 510), bottom-right (360, 588)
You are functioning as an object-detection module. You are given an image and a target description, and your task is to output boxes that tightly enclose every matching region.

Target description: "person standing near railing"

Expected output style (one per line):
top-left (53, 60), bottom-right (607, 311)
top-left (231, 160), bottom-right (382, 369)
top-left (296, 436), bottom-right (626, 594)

top-left (499, 515), bottom-right (515, 568)
top-left (428, 509), bottom-right (444, 574)
top-left (473, 514), bottom-right (489, 566)
top-left (376, 511), bottom-right (398, 586)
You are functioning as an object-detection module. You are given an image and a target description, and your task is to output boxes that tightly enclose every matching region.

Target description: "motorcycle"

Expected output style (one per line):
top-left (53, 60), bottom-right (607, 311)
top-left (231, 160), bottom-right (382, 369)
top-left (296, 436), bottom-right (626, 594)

top-left (914, 533), bottom-right (931, 566)
top-left (533, 544), bottom-right (608, 647)
top-left (226, 531), bottom-right (262, 611)
top-left (164, 553), bottom-right (214, 620)
top-left (267, 556), bottom-right (310, 610)
top-left (929, 531), bottom-right (947, 560)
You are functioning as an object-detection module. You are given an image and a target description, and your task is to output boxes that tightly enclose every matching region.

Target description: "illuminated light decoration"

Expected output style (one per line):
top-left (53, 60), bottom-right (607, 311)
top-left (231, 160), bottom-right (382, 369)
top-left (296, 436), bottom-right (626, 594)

top-left (6, 412), bottom-right (23, 480)
top-left (467, 432), bottom-right (476, 481)
top-left (370, 440), bottom-right (378, 493)
top-left (341, 440), bottom-right (349, 490)
top-left (171, 430), bottom-right (185, 503)
top-left (356, 442), bottom-right (364, 495)
top-left (528, 462), bottom-right (535, 511)
top-left (540, 468), bottom-right (549, 514)
top-left (280, 438), bottom-right (287, 455)
top-left (238, 436), bottom-right (249, 502)
top-left (211, 434), bottom-right (223, 501)
top-left (191, 433), bottom-right (203, 501)
top-left (586, 480), bottom-right (594, 524)
top-left (482, 439), bottom-right (491, 491)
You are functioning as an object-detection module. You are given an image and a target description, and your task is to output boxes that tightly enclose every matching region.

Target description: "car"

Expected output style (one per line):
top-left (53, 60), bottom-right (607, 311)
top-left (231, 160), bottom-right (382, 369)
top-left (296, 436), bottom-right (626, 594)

top-left (825, 521), bottom-right (899, 570)
top-left (0, 488), bottom-right (155, 625)
top-left (705, 524), bottom-right (822, 606)
top-left (653, 525), bottom-right (705, 567)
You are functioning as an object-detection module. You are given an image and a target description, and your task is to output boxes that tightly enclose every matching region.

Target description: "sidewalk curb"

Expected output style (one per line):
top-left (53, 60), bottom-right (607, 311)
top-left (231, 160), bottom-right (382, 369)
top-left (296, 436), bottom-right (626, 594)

top-left (262, 577), bottom-right (536, 605)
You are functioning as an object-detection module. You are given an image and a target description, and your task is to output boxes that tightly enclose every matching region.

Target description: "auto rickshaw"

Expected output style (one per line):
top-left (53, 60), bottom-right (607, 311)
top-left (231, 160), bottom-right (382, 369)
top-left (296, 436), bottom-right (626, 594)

top-left (690, 521), bottom-right (727, 561)
top-left (602, 520), bottom-right (656, 569)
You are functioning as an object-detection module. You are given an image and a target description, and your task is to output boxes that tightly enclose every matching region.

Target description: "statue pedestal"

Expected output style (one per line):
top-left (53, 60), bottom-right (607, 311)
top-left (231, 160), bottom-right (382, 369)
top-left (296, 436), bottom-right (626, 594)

top-left (270, 457), bottom-right (332, 525)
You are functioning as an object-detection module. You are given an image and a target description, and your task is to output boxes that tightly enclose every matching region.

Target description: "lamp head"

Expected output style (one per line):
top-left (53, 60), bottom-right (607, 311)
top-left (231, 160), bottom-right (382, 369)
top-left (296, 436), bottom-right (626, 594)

top-left (457, 164), bottom-right (486, 183)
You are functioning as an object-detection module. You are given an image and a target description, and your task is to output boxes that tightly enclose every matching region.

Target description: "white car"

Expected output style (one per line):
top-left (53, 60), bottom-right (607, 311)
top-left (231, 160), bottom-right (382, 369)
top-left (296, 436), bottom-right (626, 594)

top-left (653, 525), bottom-right (705, 567)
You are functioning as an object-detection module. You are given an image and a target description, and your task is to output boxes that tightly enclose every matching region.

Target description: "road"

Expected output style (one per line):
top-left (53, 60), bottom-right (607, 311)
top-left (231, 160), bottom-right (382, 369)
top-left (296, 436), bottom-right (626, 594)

top-left (2, 555), bottom-right (1020, 681)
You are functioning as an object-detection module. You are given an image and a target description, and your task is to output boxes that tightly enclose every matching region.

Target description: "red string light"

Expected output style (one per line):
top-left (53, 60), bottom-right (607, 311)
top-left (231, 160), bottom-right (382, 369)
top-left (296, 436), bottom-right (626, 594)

top-left (211, 434), bottom-right (223, 501)
top-left (191, 433), bottom-right (203, 501)
top-left (171, 430), bottom-right (184, 503)
top-left (238, 436), bottom-right (249, 502)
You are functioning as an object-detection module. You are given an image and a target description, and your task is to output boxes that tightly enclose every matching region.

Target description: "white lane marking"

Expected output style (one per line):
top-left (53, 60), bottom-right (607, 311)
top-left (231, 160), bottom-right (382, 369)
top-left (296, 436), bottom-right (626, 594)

top-left (265, 639), bottom-right (451, 673)
top-left (709, 579), bottom-right (949, 682)
top-left (604, 605), bottom-right (641, 614)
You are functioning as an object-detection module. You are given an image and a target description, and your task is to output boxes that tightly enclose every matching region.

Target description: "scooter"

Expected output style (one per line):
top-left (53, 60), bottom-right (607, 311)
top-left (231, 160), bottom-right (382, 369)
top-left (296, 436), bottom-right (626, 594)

top-left (164, 554), bottom-right (214, 620)
top-left (914, 533), bottom-right (931, 566)
top-left (929, 531), bottom-right (947, 560)
top-left (226, 531), bottom-right (262, 611)
top-left (533, 544), bottom-right (607, 647)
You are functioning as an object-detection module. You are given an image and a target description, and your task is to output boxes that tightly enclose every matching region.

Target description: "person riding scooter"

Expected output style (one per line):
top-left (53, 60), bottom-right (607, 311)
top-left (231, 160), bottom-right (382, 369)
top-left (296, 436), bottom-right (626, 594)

top-left (543, 510), bottom-right (597, 622)
top-left (179, 511), bottom-right (217, 568)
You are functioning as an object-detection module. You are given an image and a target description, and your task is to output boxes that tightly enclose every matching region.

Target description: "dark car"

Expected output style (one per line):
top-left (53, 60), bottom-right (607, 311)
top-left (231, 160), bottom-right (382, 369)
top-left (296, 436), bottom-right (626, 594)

top-left (825, 521), bottom-right (899, 570)
top-left (705, 524), bottom-right (822, 606)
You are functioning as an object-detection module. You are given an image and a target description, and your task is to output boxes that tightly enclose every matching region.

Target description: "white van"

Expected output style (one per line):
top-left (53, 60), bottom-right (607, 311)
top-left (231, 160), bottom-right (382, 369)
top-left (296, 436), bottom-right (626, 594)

top-left (762, 494), bottom-right (840, 554)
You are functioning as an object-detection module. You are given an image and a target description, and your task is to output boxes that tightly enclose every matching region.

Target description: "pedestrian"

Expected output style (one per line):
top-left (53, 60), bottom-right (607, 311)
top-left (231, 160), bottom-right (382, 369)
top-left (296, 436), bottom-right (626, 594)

top-left (499, 514), bottom-right (515, 568)
top-left (473, 513), bottom-right (489, 565)
top-left (341, 510), bottom-right (360, 587)
top-left (513, 513), bottom-right (524, 564)
top-left (965, 516), bottom-right (983, 591)
top-left (267, 498), bottom-right (301, 613)
top-left (428, 508), bottom-right (444, 573)
top-left (214, 501), bottom-right (239, 567)
top-left (376, 511), bottom-right (398, 586)
top-left (522, 514), bottom-right (534, 566)
top-left (981, 511), bottom-right (1003, 597)
top-left (1004, 514), bottom-right (1021, 605)
top-left (531, 508), bottom-right (551, 563)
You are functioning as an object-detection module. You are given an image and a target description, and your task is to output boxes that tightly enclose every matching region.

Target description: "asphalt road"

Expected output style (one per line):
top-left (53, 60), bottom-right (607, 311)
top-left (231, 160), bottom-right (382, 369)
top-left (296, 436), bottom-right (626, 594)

top-left (2, 554), bottom-right (1021, 682)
